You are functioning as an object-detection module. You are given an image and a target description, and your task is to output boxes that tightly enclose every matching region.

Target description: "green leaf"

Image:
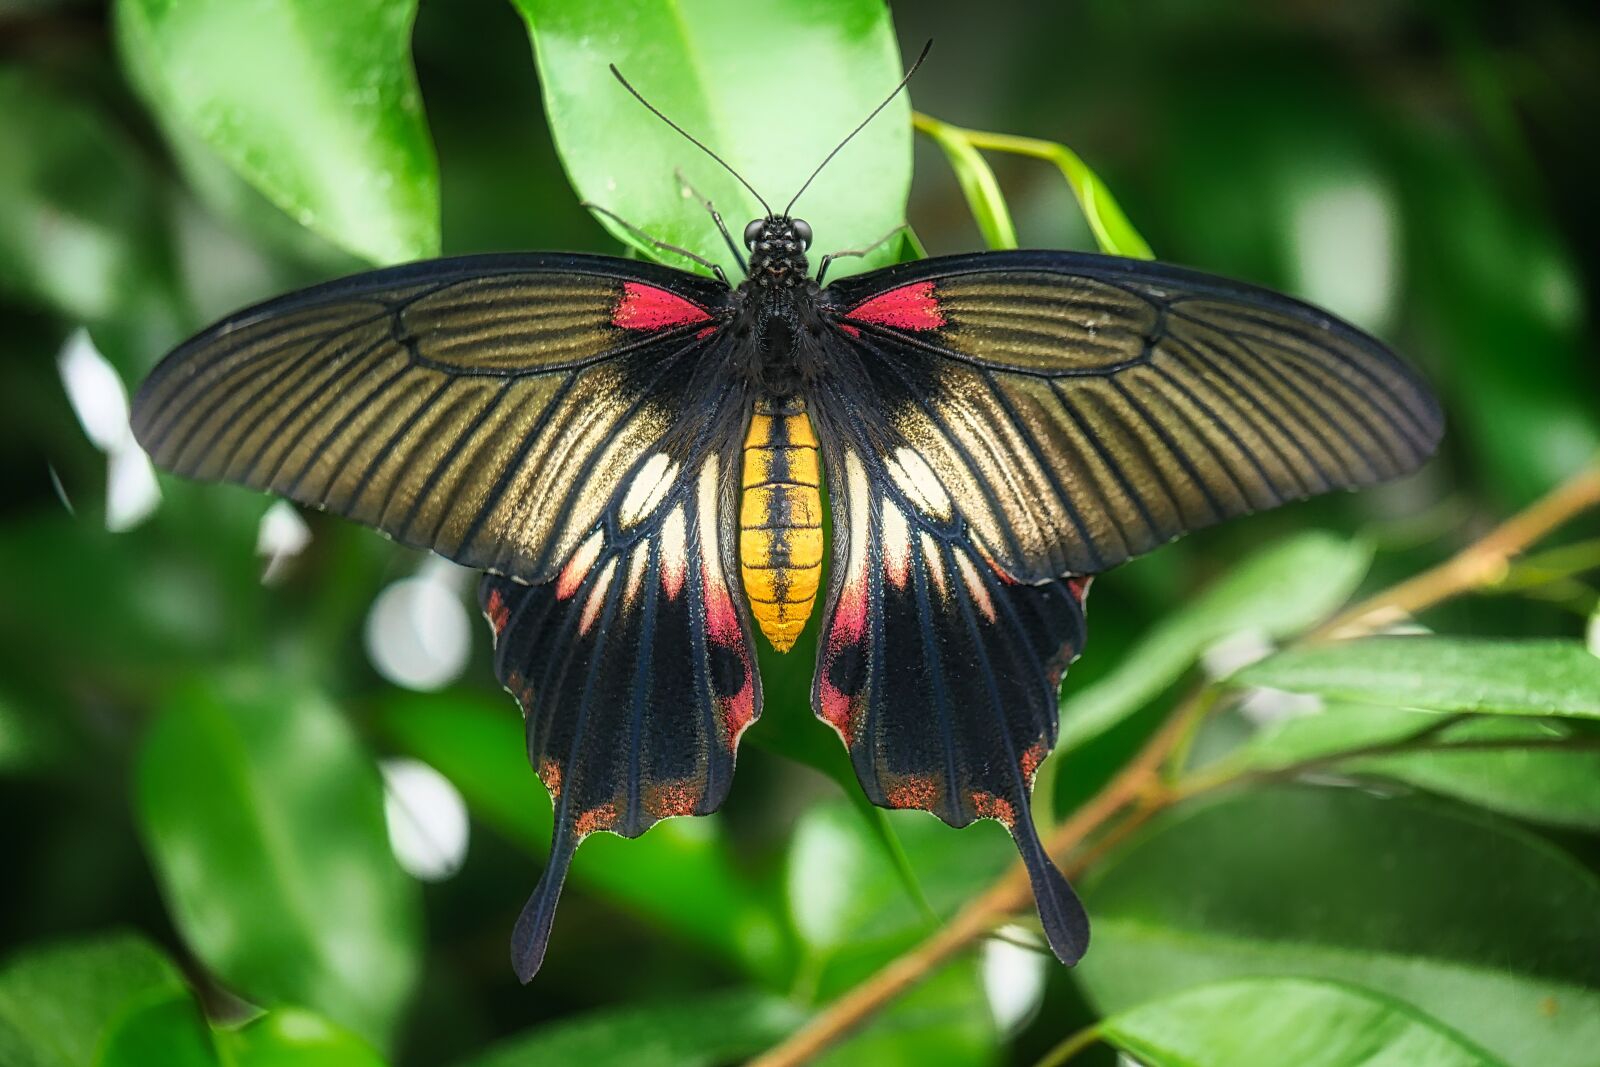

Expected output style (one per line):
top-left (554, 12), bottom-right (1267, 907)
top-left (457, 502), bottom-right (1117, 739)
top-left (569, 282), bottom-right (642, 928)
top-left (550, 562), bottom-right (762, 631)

top-left (0, 934), bottom-right (187, 1067)
top-left (512, 0), bottom-right (912, 280)
top-left (912, 114), bottom-right (1017, 250)
top-left (1095, 977), bottom-right (1505, 1067)
top-left (1226, 702), bottom-right (1442, 772)
top-left (97, 995), bottom-right (221, 1067)
top-left (0, 70), bottom-right (181, 340)
top-left (1078, 786), bottom-right (1600, 1067)
top-left (377, 691), bottom-right (790, 980)
top-left (135, 676), bottom-right (421, 1047)
top-left (214, 1009), bottom-right (389, 1067)
top-left (1234, 637), bottom-right (1600, 718)
top-left (458, 988), bottom-right (803, 1067)
top-left (115, 0), bottom-right (439, 265)
top-left (1349, 717), bottom-right (1600, 831)
top-left (1056, 532), bottom-right (1372, 751)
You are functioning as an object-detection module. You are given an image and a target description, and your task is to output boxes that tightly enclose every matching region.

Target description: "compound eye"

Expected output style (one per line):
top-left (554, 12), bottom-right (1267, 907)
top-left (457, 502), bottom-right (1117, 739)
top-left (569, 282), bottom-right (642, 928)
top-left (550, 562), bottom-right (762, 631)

top-left (791, 218), bottom-right (813, 249)
top-left (743, 219), bottom-right (764, 249)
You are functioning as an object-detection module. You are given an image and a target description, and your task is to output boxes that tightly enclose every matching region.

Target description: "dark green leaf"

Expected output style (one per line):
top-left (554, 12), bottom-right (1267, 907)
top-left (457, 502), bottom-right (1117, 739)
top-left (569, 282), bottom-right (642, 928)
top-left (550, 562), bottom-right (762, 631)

top-left (0, 934), bottom-right (187, 1067)
top-left (1097, 978), bottom-right (1504, 1067)
top-left (458, 988), bottom-right (802, 1067)
top-left (1056, 533), bottom-right (1371, 751)
top-left (136, 676), bottom-right (421, 1046)
top-left (511, 0), bottom-right (911, 279)
top-left (1078, 786), bottom-right (1600, 1066)
top-left (378, 691), bottom-right (790, 980)
top-left (1350, 717), bottom-right (1600, 831)
top-left (1234, 637), bottom-right (1600, 718)
top-left (115, 0), bottom-right (440, 265)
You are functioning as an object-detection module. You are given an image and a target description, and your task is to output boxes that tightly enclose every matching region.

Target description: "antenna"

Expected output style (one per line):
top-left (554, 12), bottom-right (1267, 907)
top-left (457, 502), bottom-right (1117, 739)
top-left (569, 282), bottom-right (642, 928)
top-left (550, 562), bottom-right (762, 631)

top-left (784, 39), bottom-right (932, 216)
top-left (610, 65), bottom-right (773, 217)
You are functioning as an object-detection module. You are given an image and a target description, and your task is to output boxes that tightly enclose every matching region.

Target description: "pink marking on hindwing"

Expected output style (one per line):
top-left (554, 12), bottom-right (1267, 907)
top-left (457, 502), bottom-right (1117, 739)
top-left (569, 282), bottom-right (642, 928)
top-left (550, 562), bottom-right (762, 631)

top-left (844, 281), bottom-right (945, 331)
top-left (612, 281), bottom-right (713, 331)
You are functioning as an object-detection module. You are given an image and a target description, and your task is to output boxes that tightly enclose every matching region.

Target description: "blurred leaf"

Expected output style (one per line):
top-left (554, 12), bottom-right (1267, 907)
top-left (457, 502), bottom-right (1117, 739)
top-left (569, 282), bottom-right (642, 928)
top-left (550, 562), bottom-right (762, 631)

top-left (786, 799), bottom-right (1011, 967)
top-left (1234, 637), bottom-right (1600, 718)
top-left (378, 691), bottom-right (790, 979)
top-left (1399, 131), bottom-right (1599, 503)
top-left (513, 0), bottom-right (911, 280)
top-left (215, 1008), bottom-right (390, 1067)
top-left (1078, 786), bottom-right (1600, 1066)
top-left (115, 0), bottom-right (440, 265)
top-left (136, 676), bottom-right (421, 1047)
top-left (0, 70), bottom-right (182, 348)
top-left (0, 933), bottom-right (187, 1067)
top-left (819, 961), bottom-right (995, 1067)
top-left (458, 988), bottom-right (802, 1067)
top-left (1055, 532), bottom-right (1372, 751)
top-left (1094, 977), bottom-right (1504, 1067)
top-left (1349, 717), bottom-right (1600, 831)
top-left (97, 994), bottom-right (221, 1067)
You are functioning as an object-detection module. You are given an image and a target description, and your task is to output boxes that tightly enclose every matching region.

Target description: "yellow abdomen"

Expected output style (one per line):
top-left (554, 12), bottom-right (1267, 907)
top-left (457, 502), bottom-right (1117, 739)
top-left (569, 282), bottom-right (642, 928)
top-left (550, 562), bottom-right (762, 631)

top-left (740, 397), bottom-right (823, 652)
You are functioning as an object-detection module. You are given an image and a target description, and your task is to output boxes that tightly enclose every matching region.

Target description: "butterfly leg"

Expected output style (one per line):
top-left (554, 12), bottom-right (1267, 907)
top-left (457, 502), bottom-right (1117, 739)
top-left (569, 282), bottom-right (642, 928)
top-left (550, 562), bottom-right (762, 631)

top-left (673, 168), bottom-right (749, 274)
top-left (816, 223), bottom-right (910, 285)
top-left (581, 201), bottom-right (731, 286)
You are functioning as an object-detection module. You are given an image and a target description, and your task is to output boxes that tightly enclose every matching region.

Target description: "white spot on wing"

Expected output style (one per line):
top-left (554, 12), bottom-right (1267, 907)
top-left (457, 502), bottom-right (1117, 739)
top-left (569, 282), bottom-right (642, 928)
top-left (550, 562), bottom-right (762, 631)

top-left (882, 501), bottom-right (911, 589)
top-left (619, 452), bottom-right (678, 527)
top-left (889, 447), bottom-right (951, 519)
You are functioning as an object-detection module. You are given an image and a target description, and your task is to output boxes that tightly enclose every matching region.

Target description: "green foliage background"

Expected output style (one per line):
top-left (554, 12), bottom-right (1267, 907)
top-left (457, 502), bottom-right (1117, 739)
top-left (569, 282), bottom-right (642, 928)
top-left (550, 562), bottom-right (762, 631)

top-left (2, 1), bottom-right (1598, 1065)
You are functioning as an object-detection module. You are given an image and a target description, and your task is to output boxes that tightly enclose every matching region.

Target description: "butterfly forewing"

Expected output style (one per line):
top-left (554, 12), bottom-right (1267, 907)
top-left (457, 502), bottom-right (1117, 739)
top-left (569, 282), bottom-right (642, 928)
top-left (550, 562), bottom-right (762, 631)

top-left (130, 253), bottom-right (733, 584)
top-left (820, 251), bottom-right (1443, 581)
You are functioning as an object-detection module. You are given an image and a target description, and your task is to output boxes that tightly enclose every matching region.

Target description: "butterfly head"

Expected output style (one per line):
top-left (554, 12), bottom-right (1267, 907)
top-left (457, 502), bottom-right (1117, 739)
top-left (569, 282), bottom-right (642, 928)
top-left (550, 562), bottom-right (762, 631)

top-left (743, 216), bottom-right (813, 287)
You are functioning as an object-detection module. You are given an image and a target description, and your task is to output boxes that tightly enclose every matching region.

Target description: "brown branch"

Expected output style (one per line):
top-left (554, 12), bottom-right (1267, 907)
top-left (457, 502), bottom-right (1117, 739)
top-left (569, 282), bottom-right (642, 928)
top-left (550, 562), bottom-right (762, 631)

top-left (750, 461), bottom-right (1600, 1067)
top-left (1316, 462), bottom-right (1600, 640)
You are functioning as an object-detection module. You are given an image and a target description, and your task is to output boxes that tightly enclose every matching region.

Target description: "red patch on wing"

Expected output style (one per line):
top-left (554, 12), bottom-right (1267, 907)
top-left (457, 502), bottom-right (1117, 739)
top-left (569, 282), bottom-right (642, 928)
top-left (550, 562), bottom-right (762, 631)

top-left (646, 782), bottom-right (699, 819)
top-left (1066, 575), bottom-right (1093, 602)
top-left (575, 803), bottom-right (618, 836)
top-left (612, 282), bottom-right (713, 331)
top-left (844, 281), bottom-right (945, 331)
top-left (885, 776), bottom-right (937, 810)
top-left (837, 323), bottom-right (861, 338)
top-left (485, 588), bottom-right (510, 634)
top-left (1020, 741), bottom-right (1048, 784)
top-left (539, 757), bottom-right (563, 799)
top-left (704, 566), bottom-right (756, 747)
top-left (971, 791), bottom-right (1016, 827)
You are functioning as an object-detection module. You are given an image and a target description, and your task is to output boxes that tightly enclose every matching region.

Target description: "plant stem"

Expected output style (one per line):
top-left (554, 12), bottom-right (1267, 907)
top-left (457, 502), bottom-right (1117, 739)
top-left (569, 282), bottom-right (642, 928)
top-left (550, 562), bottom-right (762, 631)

top-left (1316, 462), bottom-right (1600, 640)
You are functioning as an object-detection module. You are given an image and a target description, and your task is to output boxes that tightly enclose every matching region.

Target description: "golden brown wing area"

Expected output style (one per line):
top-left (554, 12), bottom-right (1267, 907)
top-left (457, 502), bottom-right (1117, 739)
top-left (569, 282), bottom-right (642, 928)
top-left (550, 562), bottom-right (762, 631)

top-left (739, 397), bottom-right (824, 651)
top-left (130, 255), bottom-right (732, 584)
top-left (824, 252), bottom-right (1443, 581)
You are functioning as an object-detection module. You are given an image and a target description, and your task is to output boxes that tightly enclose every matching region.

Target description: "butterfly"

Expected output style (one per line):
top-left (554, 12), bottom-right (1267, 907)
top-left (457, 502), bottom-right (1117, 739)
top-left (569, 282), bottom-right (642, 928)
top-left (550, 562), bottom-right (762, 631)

top-left (129, 52), bottom-right (1442, 982)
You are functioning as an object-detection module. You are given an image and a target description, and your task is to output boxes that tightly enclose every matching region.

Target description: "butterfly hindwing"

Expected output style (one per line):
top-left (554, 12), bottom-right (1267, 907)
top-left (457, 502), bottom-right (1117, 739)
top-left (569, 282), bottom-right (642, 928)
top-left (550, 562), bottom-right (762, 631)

top-left (808, 391), bottom-right (1093, 964)
top-left (820, 250), bottom-right (1443, 581)
top-left (480, 390), bottom-right (758, 981)
top-left (131, 253), bottom-right (732, 584)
